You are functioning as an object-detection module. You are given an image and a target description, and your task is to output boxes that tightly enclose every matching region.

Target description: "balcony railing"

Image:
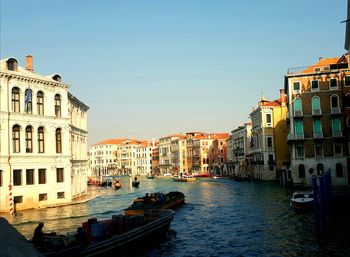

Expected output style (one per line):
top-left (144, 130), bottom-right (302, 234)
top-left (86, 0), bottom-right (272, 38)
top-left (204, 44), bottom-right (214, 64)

top-left (312, 109), bottom-right (321, 116)
top-left (333, 130), bottom-right (343, 137)
top-left (331, 107), bottom-right (341, 115)
top-left (294, 110), bottom-right (303, 117)
top-left (313, 132), bottom-right (323, 139)
top-left (287, 133), bottom-right (304, 141)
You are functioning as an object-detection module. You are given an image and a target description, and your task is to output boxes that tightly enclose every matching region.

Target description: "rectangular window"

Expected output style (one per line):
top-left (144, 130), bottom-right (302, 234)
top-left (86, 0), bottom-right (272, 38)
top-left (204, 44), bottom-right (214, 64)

top-left (267, 137), bottom-right (273, 148)
top-left (332, 118), bottom-right (342, 136)
top-left (334, 143), bottom-right (342, 156)
top-left (266, 113), bottom-right (272, 127)
top-left (14, 196), bottom-right (23, 204)
top-left (38, 169), bottom-right (46, 184)
top-left (315, 144), bottom-right (323, 157)
top-left (295, 120), bottom-right (304, 139)
top-left (26, 169), bottom-right (34, 185)
top-left (345, 76), bottom-right (350, 87)
top-left (293, 82), bottom-right (300, 91)
top-left (329, 78), bottom-right (337, 89)
top-left (56, 168), bottom-right (64, 182)
top-left (296, 144), bottom-right (304, 158)
top-left (57, 192), bottom-right (65, 199)
top-left (13, 170), bottom-right (22, 186)
top-left (39, 193), bottom-right (47, 201)
top-left (311, 80), bottom-right (319, 91)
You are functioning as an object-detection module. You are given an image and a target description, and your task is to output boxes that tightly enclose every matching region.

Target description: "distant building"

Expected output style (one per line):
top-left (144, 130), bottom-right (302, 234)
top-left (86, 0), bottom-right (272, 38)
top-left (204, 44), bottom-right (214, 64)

top-left (208, 133), bottom-right (230, 175)
top-left (158, 134), bottom-right (183, 175)
top-left (249, 90), bottom-right (288, 180)
top-left (151, 144), bottom-right (160, 175)
top-left (285, 54), bottom-right (349, 186)
top-left (231, 123), bottom-right (252, 177)
top-left (0, 55), bottom-right (89, 212)
top-left (136, 139), bottom-right (156, 176)
top-left (170, 136), bottom-right (187, 175)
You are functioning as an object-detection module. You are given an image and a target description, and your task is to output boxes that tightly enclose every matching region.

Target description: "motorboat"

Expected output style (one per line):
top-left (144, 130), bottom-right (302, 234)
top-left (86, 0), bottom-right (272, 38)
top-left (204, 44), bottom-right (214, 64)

top-left (125, 191), bottom-right (185, 216)
top-left (33, 210), bottom-right (175, 257)
top-left (290, 191), bottom-right (314, 211)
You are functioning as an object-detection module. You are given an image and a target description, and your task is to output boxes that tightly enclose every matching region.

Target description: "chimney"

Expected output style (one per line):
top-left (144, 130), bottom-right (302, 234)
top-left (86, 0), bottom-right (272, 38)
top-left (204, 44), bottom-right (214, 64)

top-left (279, 89), bottom-right (287, 106)
top-left (26, 55), bottom-right (33, 71)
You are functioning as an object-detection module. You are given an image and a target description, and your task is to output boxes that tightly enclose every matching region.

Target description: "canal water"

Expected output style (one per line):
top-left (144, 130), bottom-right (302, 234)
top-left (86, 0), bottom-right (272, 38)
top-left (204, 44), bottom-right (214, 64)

top-left (2, 177), bottom-right (349, 257)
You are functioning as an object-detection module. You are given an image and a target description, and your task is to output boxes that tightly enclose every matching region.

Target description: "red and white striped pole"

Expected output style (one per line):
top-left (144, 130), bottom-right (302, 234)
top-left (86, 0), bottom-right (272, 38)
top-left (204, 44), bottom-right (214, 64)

top-left (8, 183), bottom-right (14, 216)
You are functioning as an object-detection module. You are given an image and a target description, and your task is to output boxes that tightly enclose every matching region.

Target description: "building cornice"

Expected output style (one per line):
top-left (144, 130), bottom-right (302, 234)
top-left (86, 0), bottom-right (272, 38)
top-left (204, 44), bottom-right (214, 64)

top-left (0, 72), bottom-right (70, 89)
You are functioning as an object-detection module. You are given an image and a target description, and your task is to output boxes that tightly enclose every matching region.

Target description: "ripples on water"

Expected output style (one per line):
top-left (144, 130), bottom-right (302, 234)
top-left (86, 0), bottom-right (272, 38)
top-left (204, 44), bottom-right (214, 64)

top-left (2, 178), bottom-right (349, 257)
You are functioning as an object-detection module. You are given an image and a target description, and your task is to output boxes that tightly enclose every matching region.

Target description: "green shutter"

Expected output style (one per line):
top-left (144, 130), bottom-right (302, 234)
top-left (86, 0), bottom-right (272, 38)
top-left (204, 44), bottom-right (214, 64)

top-left (313, 119), bottom-right (321, 133)
top-left (294, 98), bottom-right (301, 111)
top-left (332, 118), bottom-right (341, 131)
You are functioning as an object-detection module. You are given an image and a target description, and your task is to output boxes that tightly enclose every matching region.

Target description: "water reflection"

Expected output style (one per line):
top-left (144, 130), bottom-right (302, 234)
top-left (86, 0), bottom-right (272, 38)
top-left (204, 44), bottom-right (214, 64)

top-left (1, 178), bottom-right (349, 256)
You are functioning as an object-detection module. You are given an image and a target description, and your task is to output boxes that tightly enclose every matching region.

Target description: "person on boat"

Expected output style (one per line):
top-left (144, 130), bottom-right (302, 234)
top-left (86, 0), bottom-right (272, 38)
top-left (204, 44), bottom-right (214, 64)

top-left (75, 227), bottom-right (88, 246)
top-left (144, 193), bottom-right (151, 204)
top-left (134, 176), bottom-right (138, 182)
top-left (32, 222), bottom-right (45, 247)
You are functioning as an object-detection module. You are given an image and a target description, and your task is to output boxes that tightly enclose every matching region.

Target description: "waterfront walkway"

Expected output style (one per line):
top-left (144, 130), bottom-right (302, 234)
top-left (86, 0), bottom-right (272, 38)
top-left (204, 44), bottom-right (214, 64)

top-left (43, 186), bottom-right (102, 209)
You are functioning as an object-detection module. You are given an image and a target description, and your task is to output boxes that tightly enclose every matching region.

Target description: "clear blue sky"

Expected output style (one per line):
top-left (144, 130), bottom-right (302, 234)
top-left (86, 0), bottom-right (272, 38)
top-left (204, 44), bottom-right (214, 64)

top-left (1, 0), bottom-right (347, 145)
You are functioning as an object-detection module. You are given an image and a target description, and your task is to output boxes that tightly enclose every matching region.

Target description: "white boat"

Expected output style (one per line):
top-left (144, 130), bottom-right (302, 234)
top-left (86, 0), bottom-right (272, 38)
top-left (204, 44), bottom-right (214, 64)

top-left (156, 173), bottom-right (173, 179)
top-left (290, 191), bottom-right (313, 211)
top-left (173, 175), bottom-right (196, 182)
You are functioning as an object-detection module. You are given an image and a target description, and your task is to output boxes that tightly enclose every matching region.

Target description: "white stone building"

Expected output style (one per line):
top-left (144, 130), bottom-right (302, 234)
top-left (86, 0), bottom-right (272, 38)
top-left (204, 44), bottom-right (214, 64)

top-left (0, 55), bottom-right (89, 212)
top-left (68, 93), bottom-right (89, 198)
top-left (136, 139), bottom-right (156, 176)
top-left (231, 123), bottom-right (252, 177)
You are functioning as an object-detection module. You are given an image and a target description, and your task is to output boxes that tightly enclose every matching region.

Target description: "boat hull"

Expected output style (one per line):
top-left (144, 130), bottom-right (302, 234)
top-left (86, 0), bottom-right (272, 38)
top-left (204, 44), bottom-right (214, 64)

top-left (173, 177), bottom-right (196, 182)
top-left (43, 210), bottom-right (175, 257)
top-left (125, 192), bottom-right (185, 216)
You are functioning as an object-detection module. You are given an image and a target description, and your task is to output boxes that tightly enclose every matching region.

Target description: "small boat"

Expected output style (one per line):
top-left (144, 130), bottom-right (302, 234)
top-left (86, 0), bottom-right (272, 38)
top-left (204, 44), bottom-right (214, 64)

top-left (125, 191), bottom-right (185, 216)
top-left (147, 176), bottom-right (154, 179)
top-left (173, 175), bottom-right (196, 182)
top-left (112, 181), bottom-right (122, 190)
top-left (132, 181), bottom-right (140, 187)
top-left (192, 173), bottom-right (210, 178)
top-left (155, 173), bottom-right (173, 179)
top-left (290, 191), bottom-right (314, 211)
top-left (34, 210), bottom-right (175, 257)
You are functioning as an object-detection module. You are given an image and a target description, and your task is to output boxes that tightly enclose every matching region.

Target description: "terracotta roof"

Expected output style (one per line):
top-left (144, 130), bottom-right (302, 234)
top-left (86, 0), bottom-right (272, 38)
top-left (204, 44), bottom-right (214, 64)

top-left (92, 138), bottom-right (143, 146)
top-left (301, 57), bottom-right (340, 74)
top-left (208, 133), bottom-right (230, 140)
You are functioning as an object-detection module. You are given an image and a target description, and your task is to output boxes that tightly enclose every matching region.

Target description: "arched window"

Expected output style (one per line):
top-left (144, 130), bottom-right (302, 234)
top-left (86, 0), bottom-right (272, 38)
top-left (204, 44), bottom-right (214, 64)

top-left (12, 125), bottom-right (20, 153)
top-left (298, 164), bottom-right (305, 178)
top-left (25, 88), bottom-right (32, 113)
top-left (12, 87), bottom-right (20, 112)
top-left (316, 163), bottom-right (324, 176)
top-left (7, 58), bottom-right (18, 71)
top-left (38, 127), bottom-right (45, 153)
top-left (37, 91), bottom-right (44, 115)
top-left (330, 95), bottom-right (339, 108)
top-left (311, 96), bottom-right (321, 115)
top-left (25, 126), bottom-right (33, 153)
top-left (293, 98), bottom-right (302, 116)
top-left (56, 128), bottom-right (62, 153)
top-left (336, 163), bottom-right (343, 177)
top-left (55, 94), bottom-right (61, 117)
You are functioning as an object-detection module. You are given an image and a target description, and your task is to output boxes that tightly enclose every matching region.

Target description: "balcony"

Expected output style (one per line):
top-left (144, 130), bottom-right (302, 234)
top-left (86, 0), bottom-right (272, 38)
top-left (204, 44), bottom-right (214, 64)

top-left (331, 107), bottom-right (341, 115)
top-left (333, 130), bottom-right (343, 137)
top-left (312, 109), bottom-right (321, 116)
top-left (287, 133), bottom-right (304, 141)
top-left (294, 110), bottom-right (303, 117)
top-left (313, 132), bottom-right (323, 139)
